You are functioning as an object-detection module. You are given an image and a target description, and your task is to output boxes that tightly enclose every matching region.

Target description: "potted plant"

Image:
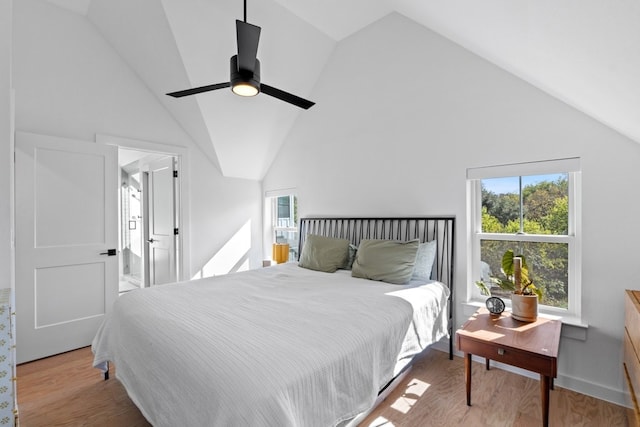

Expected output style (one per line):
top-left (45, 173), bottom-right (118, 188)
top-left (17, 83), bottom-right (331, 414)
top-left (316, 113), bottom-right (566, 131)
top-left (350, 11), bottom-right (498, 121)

top-left (475, 249), bottom-right (543, 322)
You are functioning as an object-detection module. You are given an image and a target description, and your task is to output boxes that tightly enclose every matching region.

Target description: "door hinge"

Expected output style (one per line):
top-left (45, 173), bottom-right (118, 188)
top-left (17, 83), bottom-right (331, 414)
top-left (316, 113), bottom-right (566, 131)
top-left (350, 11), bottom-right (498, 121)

top-left (174, 228), bottom-right (179, 235)
top-left (173, 170), bottom-right (178, 178)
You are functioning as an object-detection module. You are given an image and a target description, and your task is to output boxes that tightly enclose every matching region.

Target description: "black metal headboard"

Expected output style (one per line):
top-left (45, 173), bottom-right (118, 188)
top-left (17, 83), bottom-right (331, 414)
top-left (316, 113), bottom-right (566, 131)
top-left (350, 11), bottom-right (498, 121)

top-left (298, 216), bottom-right (455, 358)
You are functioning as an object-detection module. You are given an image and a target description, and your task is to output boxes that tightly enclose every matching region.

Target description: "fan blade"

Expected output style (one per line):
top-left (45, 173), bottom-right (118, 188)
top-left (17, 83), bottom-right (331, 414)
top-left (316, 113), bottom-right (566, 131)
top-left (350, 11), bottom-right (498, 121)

top-left (261, 84), bottom-right (315, 110)
top-left (167, 82), bottom-right (231, 98)
top-left (236, 20), bottom-right (261, 73)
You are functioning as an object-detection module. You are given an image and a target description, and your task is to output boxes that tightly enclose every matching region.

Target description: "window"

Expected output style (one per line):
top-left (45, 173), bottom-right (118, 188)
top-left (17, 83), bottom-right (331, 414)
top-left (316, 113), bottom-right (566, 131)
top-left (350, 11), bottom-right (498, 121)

top-left (468, 158), bottom-right (581, 319)
top-left (267, 193), bottom-right (298, 262)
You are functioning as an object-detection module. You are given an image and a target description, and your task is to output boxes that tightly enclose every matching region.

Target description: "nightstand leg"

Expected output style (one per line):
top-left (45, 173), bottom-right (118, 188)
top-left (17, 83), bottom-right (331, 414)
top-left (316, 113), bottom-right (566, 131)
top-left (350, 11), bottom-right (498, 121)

top-left (485, 358), bottom-right (490, 370)
top-left (541, 374), bottom-right (551, 427)
top-left (465, 352), bottom-right (472, 406)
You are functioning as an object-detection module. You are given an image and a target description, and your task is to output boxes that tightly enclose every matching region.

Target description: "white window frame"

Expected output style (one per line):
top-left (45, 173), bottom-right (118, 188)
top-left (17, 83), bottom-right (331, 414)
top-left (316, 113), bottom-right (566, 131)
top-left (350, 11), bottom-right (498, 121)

top-left (271, 194), bottom-right (297, 239)
top-left (264, 188), bottom-right (298, 262)
top-left (467, 158), bottom-right (582, 321)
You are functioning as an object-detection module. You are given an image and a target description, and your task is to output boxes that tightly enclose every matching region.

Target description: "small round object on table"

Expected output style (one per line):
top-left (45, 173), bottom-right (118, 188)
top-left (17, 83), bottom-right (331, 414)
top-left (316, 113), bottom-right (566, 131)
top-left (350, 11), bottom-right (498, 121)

top-left (485, 296), bottom-right (505, 315)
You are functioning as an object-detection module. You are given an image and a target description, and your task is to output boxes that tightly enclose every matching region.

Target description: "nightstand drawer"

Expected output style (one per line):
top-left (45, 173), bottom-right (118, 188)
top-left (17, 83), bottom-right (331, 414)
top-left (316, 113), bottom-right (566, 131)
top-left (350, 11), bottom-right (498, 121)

top-left (458, 336), bottom-right (556, 377)
top-left (457, 310), bottom-right (561, 427)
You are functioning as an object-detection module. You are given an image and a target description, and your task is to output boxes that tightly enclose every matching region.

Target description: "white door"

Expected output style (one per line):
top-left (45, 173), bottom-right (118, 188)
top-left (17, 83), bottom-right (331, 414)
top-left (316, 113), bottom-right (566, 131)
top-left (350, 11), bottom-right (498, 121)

top-left (146, 156), bottom-right (177, 285)
top-left (15, 132), bottom-right (118, 363)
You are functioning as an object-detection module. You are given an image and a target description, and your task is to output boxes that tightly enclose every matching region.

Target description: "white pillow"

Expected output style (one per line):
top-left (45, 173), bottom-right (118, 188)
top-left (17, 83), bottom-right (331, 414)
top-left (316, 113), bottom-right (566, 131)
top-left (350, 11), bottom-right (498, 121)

top-left (412, 240), bottom-right (437, 281)
top-left (341, 244), bottom-right (358, 270)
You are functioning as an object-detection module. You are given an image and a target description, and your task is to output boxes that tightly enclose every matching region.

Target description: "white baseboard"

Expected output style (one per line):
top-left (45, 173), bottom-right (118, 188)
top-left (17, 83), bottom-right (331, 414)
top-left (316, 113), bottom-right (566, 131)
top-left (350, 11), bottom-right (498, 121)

top-left (430, 344), bottom-right (629, 408)
top-left (557, 372), bottom-right (627, 408)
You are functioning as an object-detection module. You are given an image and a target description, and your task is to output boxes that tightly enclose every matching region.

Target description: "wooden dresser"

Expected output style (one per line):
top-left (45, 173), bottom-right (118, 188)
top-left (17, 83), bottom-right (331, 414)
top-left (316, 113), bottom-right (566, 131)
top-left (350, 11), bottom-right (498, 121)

top-left (624, 290), bottom-right (640, 426)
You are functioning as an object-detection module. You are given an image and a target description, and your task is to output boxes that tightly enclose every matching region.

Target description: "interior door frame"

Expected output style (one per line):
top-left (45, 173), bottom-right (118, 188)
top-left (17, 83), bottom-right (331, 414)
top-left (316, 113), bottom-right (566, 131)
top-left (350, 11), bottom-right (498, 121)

top-left (97, 134), bottom-right (190, 283)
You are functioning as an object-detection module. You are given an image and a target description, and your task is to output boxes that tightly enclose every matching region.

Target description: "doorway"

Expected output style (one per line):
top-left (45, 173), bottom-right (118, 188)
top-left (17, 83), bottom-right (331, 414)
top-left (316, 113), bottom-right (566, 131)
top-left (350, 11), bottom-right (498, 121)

top-left (118, 148), bottom-right (180, 292)
top-left (15, 132), bottom-right (188, 363)
top-left (15, 132), bottom-right (119, 363)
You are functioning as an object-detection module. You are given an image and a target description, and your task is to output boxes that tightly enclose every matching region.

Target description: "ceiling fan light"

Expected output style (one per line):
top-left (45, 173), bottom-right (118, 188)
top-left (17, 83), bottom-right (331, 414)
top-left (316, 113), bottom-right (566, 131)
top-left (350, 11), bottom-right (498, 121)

top-left (232, 82), bottom-right (259, 97)
top-left (230, 55), bottom-right (261, 98)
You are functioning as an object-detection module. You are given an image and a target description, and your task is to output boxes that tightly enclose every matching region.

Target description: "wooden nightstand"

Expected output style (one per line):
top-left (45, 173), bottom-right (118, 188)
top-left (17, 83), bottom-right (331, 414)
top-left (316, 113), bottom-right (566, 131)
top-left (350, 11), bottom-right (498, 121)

top-left (456, 308), bottom-right (561, 427)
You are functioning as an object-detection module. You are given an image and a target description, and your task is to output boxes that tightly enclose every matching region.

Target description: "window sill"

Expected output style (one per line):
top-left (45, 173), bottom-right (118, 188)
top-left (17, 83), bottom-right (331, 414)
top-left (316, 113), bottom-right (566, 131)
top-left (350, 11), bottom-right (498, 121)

top-left (461, 301), bottom-right (588, 341)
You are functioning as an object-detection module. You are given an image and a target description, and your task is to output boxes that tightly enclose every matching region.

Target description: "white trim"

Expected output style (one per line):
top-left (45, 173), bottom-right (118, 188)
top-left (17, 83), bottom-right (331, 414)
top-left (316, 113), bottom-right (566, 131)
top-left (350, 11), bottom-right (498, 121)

top-left (462, 352), bottom-right (626, 407)
top-left (475, 233), bottom-right (572, 243)
top-left (264, 192), bottom-right (298, 262)
top-left (467, 157), bottom-right (581, 179)
top-left (95, 134), bottom-right (191, 282)
top-left (265, 187), bottom-right (297, 198)
top-left (434, 340), bottom-right (624, 407)
top-left (467, 161), bottom-right (582, 321)
top-left (568, 171), bottom-right (582, 320)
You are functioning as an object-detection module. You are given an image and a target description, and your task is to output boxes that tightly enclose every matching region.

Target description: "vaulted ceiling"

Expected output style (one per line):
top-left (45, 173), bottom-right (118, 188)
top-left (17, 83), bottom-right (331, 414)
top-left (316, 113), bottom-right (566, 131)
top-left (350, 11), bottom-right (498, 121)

top-left (43, 0), bottom-right (640, 180)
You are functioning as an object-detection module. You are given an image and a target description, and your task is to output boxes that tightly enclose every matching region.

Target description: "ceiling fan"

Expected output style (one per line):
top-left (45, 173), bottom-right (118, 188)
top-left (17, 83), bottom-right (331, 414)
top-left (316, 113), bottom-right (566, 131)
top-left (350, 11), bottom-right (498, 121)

top-left (166, 0), bottom-right (315, 110)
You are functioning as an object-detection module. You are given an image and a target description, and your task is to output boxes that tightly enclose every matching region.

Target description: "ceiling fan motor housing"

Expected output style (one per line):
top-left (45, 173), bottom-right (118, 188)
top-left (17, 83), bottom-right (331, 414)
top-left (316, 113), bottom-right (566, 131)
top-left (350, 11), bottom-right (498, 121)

top-left (230, 55), bottom-right (261, 95)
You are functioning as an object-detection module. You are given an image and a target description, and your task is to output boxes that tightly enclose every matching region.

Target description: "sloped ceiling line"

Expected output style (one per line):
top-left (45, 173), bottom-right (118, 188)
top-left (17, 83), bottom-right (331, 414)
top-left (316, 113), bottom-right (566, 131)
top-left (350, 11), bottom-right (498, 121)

top-left (44, 0), bottom-right (640, 180)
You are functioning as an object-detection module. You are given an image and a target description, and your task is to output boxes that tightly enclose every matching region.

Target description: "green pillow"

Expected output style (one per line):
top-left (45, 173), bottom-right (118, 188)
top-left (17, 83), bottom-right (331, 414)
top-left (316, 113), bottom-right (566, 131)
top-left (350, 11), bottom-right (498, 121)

top-left (298, 235), bottom-right (350, 273)
top-left (352, 239), bottom-right (420, 284)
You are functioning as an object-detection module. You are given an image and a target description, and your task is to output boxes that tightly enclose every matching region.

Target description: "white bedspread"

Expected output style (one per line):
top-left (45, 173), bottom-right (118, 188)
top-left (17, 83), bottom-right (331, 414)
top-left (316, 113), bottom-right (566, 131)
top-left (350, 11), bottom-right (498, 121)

top-left (92, 263), bottom-right (449, 427)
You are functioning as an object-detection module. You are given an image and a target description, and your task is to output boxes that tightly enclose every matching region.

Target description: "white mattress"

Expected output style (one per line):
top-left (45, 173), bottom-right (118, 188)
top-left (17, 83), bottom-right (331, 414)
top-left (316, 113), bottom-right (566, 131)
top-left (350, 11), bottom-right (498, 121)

top-left (92, 263), bottom-right (449, 427)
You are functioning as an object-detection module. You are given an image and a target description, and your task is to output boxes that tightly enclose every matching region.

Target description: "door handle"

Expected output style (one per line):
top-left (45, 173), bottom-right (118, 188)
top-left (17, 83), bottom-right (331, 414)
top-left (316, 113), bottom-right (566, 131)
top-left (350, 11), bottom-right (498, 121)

top-left (100, 249), bottom-right (117, 256)
top-left (147, 238), bottom-right (156, 243)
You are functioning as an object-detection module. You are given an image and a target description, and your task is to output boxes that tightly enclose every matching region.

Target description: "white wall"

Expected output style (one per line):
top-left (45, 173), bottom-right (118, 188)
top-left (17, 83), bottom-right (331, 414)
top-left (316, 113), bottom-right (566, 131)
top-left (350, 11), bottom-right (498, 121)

top-left (0, 0), bottom-right (13, 293)
top-left (263, 12), bottom-right (640, 405)
top-left (13, 0), bottom-right (263, 277)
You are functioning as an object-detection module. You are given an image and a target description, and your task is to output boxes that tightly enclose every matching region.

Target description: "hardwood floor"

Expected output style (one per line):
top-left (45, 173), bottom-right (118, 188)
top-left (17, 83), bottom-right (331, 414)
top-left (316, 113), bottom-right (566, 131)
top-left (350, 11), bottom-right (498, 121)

top-left (16, 346), bottom-right (626, 426)
top-left (361, 350), bottom-right (627, 426)
top-left (17, 347), bottom-right (149, 427)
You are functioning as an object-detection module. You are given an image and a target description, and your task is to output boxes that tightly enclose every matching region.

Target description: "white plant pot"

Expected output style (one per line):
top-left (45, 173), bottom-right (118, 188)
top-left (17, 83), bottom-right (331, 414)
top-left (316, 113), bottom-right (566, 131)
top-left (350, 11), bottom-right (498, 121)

top-left (511, 293), bottom-right (538, 322)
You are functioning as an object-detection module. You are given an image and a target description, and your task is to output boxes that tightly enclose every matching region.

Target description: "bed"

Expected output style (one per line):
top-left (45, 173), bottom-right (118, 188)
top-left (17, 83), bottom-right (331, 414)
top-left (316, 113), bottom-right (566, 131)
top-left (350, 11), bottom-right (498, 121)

top-left (92, 216), bottom-right (455, 426)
